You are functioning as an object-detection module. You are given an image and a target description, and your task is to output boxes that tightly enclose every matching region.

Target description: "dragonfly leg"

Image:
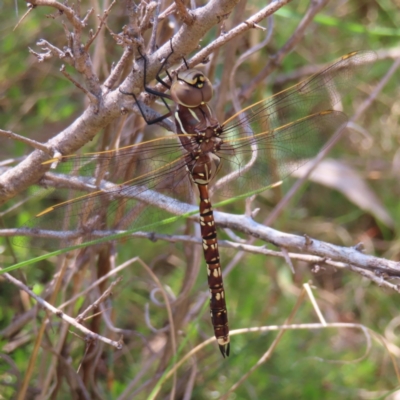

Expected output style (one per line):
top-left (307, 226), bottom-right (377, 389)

top-left (153, 39), bottom-right (175, 89)
top-left (120, 41), bottom-right (175, 125)
top-left (138, 40), bottom-right (174, 94)
top-left (119, 88), bottom-right (173, 125)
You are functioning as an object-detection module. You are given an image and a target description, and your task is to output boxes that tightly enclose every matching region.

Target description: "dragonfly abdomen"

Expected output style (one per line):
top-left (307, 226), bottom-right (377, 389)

top-left (198, 184), bottom-right (230, 357)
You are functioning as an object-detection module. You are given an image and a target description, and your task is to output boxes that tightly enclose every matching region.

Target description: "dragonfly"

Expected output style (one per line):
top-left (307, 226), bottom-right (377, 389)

top-left (15, 49), bottom-right (376, 357)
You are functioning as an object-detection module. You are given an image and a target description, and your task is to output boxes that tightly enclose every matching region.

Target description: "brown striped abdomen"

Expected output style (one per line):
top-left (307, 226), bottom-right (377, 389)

top-left (198, 184), bottom-right (230, 357)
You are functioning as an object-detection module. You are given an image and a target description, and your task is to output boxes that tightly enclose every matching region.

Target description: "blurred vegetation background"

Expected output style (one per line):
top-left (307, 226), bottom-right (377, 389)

top-left (1, 0), bottom-right (400, 399)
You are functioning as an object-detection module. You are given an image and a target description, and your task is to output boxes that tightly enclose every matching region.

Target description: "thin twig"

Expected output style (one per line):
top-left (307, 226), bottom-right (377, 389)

top-left (84, 0), bottom-right (116, 51)
top-left (271, 47), bottom-right (399, 87)
top-left (188, 0), bottom-right (292, 70)
top-left (6, 219), bottom-right (400, 290)
top-left (13, 3), bottom-right (35, 31)
top-left (60, 65), bottom-right (99, 106)
top-left (229, 4), bottom-right (274, 113)
top-left (28, 0), bottom-right (85, 30)
top-left (240, 0), bottom-right (329, 100)
top-left (147, 1), bottom-right (160, 52)
top-left (59, 257), bottom-right (139, 309)
top-left (0, 130), bottom-right (52, 154)
top-left (141, 2), bottom-right (158, 33)
top-left (304, 283), bottom-right (327, 326)
top-left (1, 271), bottom-right (123, 349)
top-left (75, 277), bottom-right (123, 323)
top-left (158, 3), bottom-right (176, 20)
top-left (104, 46), bottom-right (134, 90)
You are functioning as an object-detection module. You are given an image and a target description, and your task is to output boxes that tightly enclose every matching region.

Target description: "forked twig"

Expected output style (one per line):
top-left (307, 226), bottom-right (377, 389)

top-left (60, 65), bottom-right (99, 106)
top-left (0, 130), bottom-right (53, 154)
top-left (75, 277), bottom-right (123, 323)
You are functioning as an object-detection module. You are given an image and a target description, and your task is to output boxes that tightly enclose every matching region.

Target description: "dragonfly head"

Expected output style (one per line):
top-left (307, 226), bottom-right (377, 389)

top-left (171, 69), bottom-right (213, 108)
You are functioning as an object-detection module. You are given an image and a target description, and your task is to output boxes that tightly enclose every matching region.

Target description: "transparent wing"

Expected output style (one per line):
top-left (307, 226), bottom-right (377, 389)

top-left (213, 51), bottom-right (376, 197)
top-left (222, 51), bottom-right (376, 134)
top-left (14, 135), bottom-right (196, 250)
top-left (215, 110), bottom-right (348, 197)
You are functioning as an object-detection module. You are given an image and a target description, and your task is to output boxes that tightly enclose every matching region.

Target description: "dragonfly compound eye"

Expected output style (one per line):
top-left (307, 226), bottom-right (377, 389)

top-left (171, 69), bottom-right (213, 107)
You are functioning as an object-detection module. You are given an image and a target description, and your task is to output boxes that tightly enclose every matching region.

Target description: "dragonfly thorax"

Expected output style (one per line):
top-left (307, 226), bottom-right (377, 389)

top-left (171, 69), bottom-right (224, 182)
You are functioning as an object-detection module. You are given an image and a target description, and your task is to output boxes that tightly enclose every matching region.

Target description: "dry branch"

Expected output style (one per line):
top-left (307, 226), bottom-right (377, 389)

top-left (1, 0), bottom-right (256, 205)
